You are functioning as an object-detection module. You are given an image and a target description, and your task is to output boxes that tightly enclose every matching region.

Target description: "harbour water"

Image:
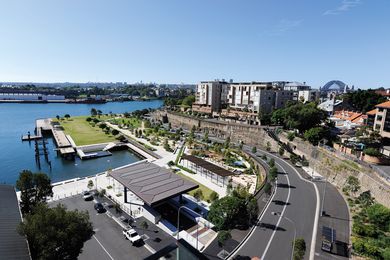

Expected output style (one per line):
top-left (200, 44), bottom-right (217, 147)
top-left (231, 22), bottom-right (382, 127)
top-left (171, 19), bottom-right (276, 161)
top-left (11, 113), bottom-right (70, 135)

top-left (0, 100), bottom-right (163, 184)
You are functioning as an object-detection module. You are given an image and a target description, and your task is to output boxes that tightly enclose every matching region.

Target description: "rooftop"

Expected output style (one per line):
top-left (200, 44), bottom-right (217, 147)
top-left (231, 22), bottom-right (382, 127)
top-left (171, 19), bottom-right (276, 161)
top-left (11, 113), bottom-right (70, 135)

top-left (181, 155), bottom-right (234, 177)
top-left (0, 185), bottom-right (31, 260)
top-left (376, 100), bottom-right (390, 109)
top-left (109, 161), bottom-right (198, 206)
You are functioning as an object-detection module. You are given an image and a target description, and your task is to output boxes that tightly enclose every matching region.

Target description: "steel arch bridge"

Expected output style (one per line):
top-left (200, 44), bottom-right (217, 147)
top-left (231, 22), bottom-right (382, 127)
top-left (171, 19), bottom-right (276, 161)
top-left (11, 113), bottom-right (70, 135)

top-left (322, 80), bottom-right (347, 92)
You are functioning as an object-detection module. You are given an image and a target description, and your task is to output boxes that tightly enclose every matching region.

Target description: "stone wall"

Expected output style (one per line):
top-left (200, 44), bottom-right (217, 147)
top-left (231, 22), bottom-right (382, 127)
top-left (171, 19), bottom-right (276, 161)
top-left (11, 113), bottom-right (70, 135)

top-left (151, 111), bottom-right (390, 206)
top-left (279, 133), bottom-right (390, 208)
top-left (151, 110), bottom-right (279, 151)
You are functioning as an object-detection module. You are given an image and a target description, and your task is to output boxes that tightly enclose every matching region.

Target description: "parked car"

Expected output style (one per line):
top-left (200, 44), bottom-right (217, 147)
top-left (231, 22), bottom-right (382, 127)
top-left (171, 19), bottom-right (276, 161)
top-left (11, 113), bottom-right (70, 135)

top-left (94, 202), bottom-right (106, 213)
top-left (122, 228), bottom-right (142, 245)
top-left (82, 191), bottom-right (93, 201)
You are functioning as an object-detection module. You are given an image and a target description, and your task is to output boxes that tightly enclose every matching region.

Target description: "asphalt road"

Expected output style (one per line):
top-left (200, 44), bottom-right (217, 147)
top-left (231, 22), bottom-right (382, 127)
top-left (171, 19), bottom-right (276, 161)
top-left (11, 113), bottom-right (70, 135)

top-left (50, 196), bottom-right (152, 260)
top-left (313, 179), bottom-right (350, 259)
top-left (232, 147), bottom-right (318, 260)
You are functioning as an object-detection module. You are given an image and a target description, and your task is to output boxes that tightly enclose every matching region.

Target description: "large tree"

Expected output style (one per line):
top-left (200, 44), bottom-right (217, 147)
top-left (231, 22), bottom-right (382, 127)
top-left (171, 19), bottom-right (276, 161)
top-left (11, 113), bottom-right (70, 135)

top-left (16, 170), bottom-right (53, 215)
top-left (18, 204), bottom-right (94, 259)
top-left (271, 102), bottom-right (327, 133)
top-left (343, 89), bottom-right (387, 113)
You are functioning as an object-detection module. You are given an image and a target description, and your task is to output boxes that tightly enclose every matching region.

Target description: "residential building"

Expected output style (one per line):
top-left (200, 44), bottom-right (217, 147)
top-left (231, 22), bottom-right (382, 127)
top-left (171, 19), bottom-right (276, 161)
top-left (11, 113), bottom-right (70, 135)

top-left (372, 101), bottom-right (390, 138)
top-left (298, 89), bottom-right (320, 103)
top-left (330, 110), bottom-right (367, 129)
top-left (193, 80), bottom-right (228, 113)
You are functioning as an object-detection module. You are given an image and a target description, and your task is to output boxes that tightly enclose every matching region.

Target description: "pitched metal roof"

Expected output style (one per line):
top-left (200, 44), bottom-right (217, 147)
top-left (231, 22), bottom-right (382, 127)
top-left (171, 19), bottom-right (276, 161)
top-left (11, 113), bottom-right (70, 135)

top-left (181, 155), bottom-right (234, 177)
top-left (109, 161), bottom-right (198, 206)
top-left (0, 185), bottom-right (31, 260)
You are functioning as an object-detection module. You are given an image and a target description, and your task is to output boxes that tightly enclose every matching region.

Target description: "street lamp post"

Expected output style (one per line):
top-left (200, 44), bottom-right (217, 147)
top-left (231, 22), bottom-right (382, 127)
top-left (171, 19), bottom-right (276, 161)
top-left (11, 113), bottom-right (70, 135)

top-left (321, 177), bottom-right (328, 216)
top-left (272, 212), bottom-right (297, 260)
top-left (177, 205), bottom-right (202, 250)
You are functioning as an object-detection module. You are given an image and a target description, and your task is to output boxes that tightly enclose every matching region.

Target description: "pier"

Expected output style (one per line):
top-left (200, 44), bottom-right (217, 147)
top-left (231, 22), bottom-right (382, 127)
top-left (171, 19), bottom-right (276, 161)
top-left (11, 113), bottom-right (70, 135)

top-left (22, 118), bottom-right (76, 159)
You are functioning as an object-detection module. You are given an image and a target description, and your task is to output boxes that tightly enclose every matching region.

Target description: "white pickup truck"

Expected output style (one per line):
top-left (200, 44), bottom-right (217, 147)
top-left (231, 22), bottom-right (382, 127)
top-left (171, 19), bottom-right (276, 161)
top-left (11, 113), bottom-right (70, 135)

top-left (122, 228), bottom-right (142, 245)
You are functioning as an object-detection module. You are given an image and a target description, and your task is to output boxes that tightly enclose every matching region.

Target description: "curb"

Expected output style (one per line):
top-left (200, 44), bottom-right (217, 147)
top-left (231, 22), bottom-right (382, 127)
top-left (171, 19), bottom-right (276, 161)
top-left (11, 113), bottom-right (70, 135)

top-left (225, 185), bottom-right (277, 259)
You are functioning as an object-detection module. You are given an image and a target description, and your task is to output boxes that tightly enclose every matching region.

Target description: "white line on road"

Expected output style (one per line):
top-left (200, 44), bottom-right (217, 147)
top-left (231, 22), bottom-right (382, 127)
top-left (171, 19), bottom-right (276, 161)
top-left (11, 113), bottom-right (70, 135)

top-left (257, 149), bottom-right (320, 260)
top-left (93, 235), bottom-right (115, 260)
top-left (260, 163), bottom-right (291, 260)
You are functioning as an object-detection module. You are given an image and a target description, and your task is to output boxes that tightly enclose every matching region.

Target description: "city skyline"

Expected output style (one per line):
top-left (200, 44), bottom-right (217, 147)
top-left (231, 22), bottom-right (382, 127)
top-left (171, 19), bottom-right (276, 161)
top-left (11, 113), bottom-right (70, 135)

top-left (0, 0), bottom-right (389, 88)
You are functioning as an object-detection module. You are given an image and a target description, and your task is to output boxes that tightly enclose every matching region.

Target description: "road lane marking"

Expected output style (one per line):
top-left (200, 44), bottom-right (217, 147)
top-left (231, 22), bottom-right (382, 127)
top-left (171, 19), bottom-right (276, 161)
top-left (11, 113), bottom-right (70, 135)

top-left (260, 163), bottom-right (291, 260)
top-left (229, 176), bottom-right (279, 258)
top-left (254, 148), bottom-right (320, 260)
top-left (93, 235), bottom-right (115, 260)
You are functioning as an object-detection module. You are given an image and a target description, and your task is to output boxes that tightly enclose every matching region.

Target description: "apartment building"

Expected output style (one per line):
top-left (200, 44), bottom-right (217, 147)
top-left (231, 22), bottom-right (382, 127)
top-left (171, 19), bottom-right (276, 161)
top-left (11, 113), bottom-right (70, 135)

top-left (373, 101), bottom-right (390, 138)
top-left (193, 80), bottom-right (228, 113)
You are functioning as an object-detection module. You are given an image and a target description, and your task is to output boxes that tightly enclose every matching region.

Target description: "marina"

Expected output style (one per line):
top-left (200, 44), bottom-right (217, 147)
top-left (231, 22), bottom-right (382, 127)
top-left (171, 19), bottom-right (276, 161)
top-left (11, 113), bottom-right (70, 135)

top-left (0, 100), bottom-right (163, 185)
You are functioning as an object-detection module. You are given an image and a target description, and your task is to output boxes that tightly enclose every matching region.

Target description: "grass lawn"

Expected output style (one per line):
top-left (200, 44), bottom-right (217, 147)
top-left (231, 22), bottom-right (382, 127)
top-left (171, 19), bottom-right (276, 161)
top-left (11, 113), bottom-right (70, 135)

top-left (176, 171), bottom-right (213, 202)
top-left (58, 116), bottom-right (117, 146)
top-left (109, 117), bottom-right (141, 128)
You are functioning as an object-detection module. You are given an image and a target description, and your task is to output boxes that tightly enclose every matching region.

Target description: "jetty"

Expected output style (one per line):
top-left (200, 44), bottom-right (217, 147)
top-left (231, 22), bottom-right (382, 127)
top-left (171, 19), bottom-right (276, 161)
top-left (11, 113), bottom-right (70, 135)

top-left (22, 118), bottom-right (76, 158)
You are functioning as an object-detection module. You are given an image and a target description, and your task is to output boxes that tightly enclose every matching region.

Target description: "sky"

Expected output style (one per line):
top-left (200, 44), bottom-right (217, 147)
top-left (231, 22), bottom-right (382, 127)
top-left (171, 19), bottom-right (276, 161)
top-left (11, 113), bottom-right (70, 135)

top-left (0, 0), bottom-right (389, 88)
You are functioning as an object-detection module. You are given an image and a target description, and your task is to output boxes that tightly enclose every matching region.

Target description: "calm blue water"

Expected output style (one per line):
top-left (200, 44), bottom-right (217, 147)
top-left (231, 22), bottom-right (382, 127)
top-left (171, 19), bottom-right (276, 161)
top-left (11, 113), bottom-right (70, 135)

top-left (0, 100), bottom-right (163, 184)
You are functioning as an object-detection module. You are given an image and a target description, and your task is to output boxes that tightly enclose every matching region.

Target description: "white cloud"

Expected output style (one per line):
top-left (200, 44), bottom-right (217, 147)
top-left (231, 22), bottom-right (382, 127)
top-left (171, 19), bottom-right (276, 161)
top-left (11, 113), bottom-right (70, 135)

top-left (271, 19), bottom-right (303, 35)
top-left (323, 0), bottom-right (362, 15)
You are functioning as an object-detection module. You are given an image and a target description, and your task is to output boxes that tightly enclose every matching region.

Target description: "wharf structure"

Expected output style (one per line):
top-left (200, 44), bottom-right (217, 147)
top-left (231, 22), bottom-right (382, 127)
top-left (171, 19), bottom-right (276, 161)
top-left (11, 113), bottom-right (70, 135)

top-left (22, 118), bottom-right (76, 159)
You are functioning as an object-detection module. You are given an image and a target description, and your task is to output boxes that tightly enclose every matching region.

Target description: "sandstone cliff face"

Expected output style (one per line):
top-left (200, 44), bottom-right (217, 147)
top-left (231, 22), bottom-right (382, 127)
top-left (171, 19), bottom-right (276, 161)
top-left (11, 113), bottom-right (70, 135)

top-left (152, 110), bottom-right (390, 207)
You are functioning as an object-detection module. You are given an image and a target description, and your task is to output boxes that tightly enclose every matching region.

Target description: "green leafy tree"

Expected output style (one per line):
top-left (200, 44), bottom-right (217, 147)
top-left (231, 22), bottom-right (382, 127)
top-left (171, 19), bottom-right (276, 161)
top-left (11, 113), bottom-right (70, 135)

top-left (217, 230), bottom-right (232, 249)
top-left (344, 176), bottom-right (361, 195)
top-left (64, 114), bottom-right (70, 119)
top-left (193, 189), bottom-right (204, 201)
top-left (182, 95), bottom-right (195, 107)
top-left (366, 203), bottom-right (390, 231)
top-left (140, 220), bottom-right (149, 230)
top-left (356, 191), bottom-right (375, 207)
top-left (16, 170), bottom-right (53, 215)
top-left (18, 204), bottom-right (94, 260)
top-left (287, 132), bottom-right (295, 141)
top-left (304, 127), bottom-right (327, 146)
top-left (263, 182), bottom-right (272, 195)
top-left (293, 238), bottom-right (306, 260)
top-left (111, 129), bottom-right (119, 135)
top-left (343, 89), bottom-right (387, 113)
top-left (251, 146), bottom-right (257, 153)
top-left (269, 166), bottom-right (278, 182)
top-left (266, 141), bottom-right (271, 151)
top-left (208, 196), bottom-right (247, 230)
top-left (209, 191), bottom-right (219, 203)
top-left (271, 102), bottom-right (327, 133)
top-left (268, 158), bottom-right (275, 167)
top-left (87, 180), bottom-right (94, 190)
top-left (90, 108), bottom-right (97, 116)
top-left (279, 147), bottom-right (285, 156)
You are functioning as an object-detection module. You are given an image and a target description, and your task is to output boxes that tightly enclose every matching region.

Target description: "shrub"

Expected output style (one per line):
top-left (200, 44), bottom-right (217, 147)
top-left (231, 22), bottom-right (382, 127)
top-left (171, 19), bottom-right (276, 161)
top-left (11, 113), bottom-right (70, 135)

top-left (86, 117), bottom-right (92, 122)
top-left (210, 191), bottom-right (219, 203)
top-left (287, 132), bottom-right (295, 141)
top-left (363, 148), bottom-right (381, 157)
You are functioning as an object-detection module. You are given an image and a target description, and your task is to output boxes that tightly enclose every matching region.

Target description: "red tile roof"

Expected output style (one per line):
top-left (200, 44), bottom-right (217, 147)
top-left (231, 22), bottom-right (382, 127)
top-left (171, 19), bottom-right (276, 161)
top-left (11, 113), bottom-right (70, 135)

top-left (366, 109), bottom-right (377, 116)
top-left (376, 100), bottom-right (390, 109)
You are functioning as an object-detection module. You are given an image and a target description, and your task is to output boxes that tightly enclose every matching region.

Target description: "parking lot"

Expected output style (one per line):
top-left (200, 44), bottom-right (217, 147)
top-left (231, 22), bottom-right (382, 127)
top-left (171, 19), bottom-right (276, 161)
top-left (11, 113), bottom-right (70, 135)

top-left (50, 193), bottom-right (176, 260)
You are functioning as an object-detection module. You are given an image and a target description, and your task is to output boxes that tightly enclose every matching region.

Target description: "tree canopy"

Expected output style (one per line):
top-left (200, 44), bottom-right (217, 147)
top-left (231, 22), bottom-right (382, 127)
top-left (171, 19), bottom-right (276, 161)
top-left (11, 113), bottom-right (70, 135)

top-left (18, 203), bottom-right (94, 260)
top-left (208, 186), bottom-right (258, 230)
top-left (16, 170), bottom-right (53, 215)
top-left (343, 89), bottom-right (387, 113)
top-left (271, 102), bottom-right (327, 133)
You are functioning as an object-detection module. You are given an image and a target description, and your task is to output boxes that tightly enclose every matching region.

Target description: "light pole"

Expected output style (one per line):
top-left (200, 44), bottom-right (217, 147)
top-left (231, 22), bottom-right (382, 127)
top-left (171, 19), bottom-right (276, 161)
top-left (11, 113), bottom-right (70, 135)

top-left (271, 212), bottom-right (296, 260)
top-left (321, 177), bottom-right (328, 216)
top-left (177, 205), bottom-right (203, 250)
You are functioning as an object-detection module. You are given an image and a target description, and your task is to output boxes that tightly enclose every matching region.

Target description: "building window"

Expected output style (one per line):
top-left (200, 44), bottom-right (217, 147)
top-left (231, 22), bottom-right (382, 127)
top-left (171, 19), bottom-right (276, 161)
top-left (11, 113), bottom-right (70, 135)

top-left (375, 124), bottom-right (381, 130)
top-left (377, 115), bottom-right (383, 121)
top-left (378, 108), bottom-right (384, 112)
